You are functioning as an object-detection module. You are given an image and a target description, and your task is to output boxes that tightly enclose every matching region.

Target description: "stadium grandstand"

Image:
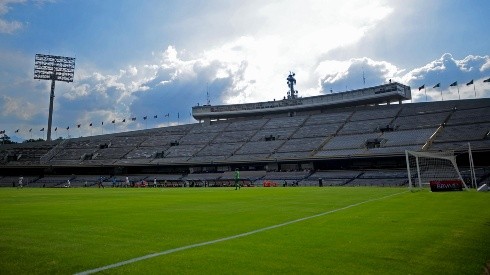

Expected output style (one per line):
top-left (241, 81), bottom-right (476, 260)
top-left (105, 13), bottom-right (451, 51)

top-left (1, 75), bottom-right (489, 188)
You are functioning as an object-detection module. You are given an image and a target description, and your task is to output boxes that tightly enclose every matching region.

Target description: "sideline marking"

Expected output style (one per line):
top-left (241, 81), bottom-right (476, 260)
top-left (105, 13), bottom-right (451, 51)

top-left (75, 191), bottom-right (407, 275)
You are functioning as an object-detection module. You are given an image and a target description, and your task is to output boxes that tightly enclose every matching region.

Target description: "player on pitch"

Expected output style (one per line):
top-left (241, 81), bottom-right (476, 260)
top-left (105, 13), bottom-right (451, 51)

top-left (234, 168), bottom-right (240, 190)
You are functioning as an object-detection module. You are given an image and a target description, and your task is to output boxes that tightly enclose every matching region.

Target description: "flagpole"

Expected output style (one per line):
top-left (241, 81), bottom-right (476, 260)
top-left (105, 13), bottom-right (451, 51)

top-left (474, 83), bottom-right (476, 98)
top-left (450, 82), bottom-right (459, 100)
top-left (424, 87), bottom-right (427, 102)
top-left (440, 86), bottom-right (443, 101)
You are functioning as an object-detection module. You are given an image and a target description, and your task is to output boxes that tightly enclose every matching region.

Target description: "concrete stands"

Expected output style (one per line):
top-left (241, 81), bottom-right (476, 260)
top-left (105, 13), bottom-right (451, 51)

top-left (1, 98), bottom-right (489, 185)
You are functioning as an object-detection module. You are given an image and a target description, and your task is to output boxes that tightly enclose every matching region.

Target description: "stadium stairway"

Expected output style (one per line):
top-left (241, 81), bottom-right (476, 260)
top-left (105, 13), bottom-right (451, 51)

top-left (342, 171), bottom-right (365, 186)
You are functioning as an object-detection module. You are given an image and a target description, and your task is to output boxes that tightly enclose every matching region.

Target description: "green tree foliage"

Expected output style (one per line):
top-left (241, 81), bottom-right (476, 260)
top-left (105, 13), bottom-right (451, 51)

top-left (0, 134), bottom-right (17, 144)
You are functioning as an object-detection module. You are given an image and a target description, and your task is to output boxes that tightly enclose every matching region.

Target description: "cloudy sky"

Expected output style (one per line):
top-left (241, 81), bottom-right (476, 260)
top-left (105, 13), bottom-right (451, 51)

top-left (0, 0), bottom-right (489, 141)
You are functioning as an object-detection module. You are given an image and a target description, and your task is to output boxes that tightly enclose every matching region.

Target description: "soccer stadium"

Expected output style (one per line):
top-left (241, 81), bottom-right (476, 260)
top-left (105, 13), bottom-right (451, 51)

top-left (1, 78), bottom-right (489, 188)
top-left (1, 75), bottom-right (490, 273)
top-left (2, 1), bottom-right (490, 273)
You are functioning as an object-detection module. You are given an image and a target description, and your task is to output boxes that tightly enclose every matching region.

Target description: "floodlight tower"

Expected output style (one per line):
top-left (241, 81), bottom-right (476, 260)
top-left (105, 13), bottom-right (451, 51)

top-left (34, 54), bottom-right (75, 141)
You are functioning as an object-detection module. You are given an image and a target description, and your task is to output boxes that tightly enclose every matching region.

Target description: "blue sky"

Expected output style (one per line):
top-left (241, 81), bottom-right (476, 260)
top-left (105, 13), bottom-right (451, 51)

top-left (1, 0), bottom-right (489, 141)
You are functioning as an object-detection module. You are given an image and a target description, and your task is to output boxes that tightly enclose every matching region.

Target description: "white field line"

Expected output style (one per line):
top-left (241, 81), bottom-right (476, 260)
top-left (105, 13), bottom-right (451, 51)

top-left (75, 190), bottom-right (407, 275)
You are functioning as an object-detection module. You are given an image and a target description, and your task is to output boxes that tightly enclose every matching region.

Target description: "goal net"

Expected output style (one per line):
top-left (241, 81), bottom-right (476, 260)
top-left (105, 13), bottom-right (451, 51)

top-left (405, 150), bottom-right (468, 190)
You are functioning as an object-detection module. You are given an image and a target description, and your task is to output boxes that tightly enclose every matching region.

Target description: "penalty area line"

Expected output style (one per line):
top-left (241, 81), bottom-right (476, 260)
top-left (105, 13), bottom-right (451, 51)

top-left (74, 190), bottom-right (407, 275)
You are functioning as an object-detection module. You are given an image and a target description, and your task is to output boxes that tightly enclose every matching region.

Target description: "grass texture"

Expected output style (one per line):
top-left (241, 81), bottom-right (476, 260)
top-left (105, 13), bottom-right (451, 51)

top-left (0, 187), bottom-right (488, 274)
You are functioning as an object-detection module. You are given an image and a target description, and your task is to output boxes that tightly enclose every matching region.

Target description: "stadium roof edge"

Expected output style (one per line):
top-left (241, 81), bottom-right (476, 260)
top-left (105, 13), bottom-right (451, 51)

top-left (192, 82), bottom-right (411, 121)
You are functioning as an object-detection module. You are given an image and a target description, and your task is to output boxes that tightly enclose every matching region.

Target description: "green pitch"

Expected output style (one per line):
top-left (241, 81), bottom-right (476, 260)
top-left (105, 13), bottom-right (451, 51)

top-left (0, 187), bottom-right (488, 274)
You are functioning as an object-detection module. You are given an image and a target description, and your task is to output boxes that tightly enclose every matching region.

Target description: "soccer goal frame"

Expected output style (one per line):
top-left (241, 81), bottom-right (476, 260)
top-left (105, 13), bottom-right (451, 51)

top-left (405, 150), bottom-right (468, 190)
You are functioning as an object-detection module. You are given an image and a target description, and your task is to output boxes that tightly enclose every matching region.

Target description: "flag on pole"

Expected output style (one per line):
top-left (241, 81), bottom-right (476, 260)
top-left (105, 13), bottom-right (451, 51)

top-left (143, 116), bottom-right (147, 120)
top-left (29, 129), bottom-right (32, 132)
top-left (66, 126), bottom-right (70, 130)
top-left (40, 128), bottom-right (44, 131)
top-left (418, 84), bottom-right (425, 91)
top-left (77, 124), bottom-right (81, 128)
top-left (484, 77), bottom-right (490, 83)
top-left (101, 121), bottom-right (104, 125)
top-left (467, 79), bottom-right (477, 97)
top-left (177, 112), bottom-right (180, 119)
top-left (89, 123), bottom-right (93, 127)
top-left (165, 113), bottom-right (169, 117)
top-left (154, 115), bottom-right (157, 119)
top-left (433, 83), bottom-right (440, 88)
top-left (112, 120), bottom-right (115, 124)
top-left (450, 81), bottom-right (461, 99)
top-left (122, 119), bottom-right (126, 123)
top-left (15, 129), bottom-right (19, 133)
top-left (55, 127), bottom-right (57, 131)
top-left (131, 117), bottom-right (136, 121)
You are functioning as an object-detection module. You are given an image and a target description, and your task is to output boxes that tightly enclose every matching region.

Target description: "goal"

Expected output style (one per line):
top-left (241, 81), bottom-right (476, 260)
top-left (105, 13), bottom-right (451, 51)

top-left (405, 150), bottom-right (468, 190)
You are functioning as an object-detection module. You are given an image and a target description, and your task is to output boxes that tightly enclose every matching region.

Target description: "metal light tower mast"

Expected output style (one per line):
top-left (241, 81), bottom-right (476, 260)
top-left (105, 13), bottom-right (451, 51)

top-left (34, 54), bottom-right (75, 141)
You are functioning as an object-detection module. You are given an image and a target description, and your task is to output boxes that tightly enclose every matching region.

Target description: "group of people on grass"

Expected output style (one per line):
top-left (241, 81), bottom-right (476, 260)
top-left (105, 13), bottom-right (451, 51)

top-left (12, 169), bottom-right (243, 189)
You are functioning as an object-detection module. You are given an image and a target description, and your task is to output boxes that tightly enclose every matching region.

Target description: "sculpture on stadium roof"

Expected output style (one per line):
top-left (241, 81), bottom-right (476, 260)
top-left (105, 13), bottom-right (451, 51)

top-left (287, 72), bottom-right (298, 99)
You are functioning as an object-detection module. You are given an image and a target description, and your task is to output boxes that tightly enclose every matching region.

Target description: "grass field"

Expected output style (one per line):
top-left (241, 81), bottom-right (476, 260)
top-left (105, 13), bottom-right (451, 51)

top-left (0, 187), bottom-right (488, 274)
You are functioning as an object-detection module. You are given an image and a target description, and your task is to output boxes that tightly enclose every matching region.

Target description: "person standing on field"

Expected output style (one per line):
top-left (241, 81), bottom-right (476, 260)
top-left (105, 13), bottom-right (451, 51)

top-left (234, 168), bottom-right (240, 190)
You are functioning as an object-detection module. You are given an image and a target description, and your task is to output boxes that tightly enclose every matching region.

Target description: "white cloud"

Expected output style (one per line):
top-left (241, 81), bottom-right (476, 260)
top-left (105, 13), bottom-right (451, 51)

top-left (402, 53), bottom-right (490, 102)
top-left (0, 0), bottom-right (56, 34)
top-left (0, 0), bottom-right (25, 15)
top-left (316, 57), bottom-right (401, 93)
top-left (0, 0), bottom-right (26, 34)
top-left (0, 94), bottom-right (42, 119)
top-left (171, 0), bottom-right (394, 104)
top-left (0, 18), bottom-right (22, 33)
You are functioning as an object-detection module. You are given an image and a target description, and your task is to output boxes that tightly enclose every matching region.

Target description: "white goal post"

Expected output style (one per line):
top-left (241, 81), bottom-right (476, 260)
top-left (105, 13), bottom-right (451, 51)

top-left (405, 150), bottom-right (468, 190)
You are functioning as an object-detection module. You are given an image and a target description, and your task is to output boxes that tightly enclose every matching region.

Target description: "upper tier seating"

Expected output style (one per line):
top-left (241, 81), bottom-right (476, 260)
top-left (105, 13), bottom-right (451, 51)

top-left (339, 118), bottom-right (392, 135)
top-left (445, 106), bottom-right (490, 126)
top-left (304, 111), bottom-right (352, 125)
top-left (394, 112), bottom-right (450, 130)
top-left (1, 98), bottom-right (490, 167)
top-left (350, 105), bottom-right (401, 121)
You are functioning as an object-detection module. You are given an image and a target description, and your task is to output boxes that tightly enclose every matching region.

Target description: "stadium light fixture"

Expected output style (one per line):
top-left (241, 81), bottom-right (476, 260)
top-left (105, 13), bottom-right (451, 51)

top-left (34, 54), bottom-right (76, 141)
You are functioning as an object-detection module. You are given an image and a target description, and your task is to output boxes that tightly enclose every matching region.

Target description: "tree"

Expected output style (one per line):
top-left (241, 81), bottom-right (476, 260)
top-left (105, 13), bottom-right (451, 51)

top-left (23, 138), bottom-right (45, 143)
top-left (0, 134), bottom-right (17, 144)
